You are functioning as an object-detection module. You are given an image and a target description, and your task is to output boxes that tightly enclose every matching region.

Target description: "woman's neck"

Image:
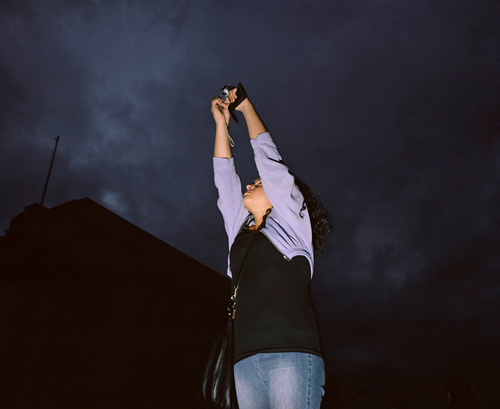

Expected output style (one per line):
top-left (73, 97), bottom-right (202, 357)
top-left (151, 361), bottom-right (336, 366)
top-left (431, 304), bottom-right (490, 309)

top-left (251, 208), bottom-right (272, 230)
top-left (253, 215), bottom-right (265, 229)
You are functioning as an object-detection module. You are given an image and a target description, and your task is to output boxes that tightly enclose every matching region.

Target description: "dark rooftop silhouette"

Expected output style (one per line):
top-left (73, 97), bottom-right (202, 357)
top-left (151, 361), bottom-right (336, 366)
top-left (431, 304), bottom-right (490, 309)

top-left (0, 198), bottom-right (230, 409)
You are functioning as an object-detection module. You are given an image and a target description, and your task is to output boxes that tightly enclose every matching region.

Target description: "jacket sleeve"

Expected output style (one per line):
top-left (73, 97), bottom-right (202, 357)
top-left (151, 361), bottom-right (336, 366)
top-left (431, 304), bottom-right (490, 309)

top-left (251, 132), bottom-right (307, 222)
top-left (213, 157), bottom-right (249, 276)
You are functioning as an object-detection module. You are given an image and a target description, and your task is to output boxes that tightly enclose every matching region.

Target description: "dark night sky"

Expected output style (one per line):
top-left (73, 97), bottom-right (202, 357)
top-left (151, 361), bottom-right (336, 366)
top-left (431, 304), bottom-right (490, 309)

top-left (1, 1), bottom-right (499, 408)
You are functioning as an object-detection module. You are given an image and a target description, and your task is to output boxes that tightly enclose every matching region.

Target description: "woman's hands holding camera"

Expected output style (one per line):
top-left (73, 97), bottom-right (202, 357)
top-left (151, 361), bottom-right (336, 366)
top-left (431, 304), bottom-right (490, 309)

top-left (211, 87), bottom-right (241, 126)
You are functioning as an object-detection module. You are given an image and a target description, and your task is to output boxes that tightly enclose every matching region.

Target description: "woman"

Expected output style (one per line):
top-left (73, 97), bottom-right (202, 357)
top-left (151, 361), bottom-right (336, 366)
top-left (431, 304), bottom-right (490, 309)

top-left (211, 84), bottom-right (330, 409)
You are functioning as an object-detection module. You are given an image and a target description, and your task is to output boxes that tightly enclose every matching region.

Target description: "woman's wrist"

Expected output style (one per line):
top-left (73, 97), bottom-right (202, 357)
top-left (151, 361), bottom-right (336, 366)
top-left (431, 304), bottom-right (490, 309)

top-left (236, 98), bottom-right (252, 113)
top-left (214, 116), bottom-right (228, 128)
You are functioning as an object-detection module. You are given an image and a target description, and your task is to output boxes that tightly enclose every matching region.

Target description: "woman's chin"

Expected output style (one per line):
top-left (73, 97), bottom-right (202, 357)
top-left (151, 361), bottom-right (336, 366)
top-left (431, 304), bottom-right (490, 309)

top-left (242, 198), bottom-right (252, 211)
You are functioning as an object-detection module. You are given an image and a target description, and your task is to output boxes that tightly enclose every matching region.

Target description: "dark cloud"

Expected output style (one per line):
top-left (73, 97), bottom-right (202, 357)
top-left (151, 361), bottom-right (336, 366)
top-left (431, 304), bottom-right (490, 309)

top-left (1, 1), bottom-right (500, 407)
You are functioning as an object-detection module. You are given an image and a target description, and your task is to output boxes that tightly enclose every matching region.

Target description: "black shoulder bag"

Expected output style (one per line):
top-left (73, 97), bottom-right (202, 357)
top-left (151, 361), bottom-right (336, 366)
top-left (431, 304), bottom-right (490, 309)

top-left (202, 279), bottom-right (241, 409)
top-left (202, 227), bottom-right (252, 409)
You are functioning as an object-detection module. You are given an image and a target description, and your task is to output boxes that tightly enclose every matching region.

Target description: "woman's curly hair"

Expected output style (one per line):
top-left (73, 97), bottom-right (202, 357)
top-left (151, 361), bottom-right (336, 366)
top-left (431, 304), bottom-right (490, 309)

top-left (294, 176), bottom-right (332, 254)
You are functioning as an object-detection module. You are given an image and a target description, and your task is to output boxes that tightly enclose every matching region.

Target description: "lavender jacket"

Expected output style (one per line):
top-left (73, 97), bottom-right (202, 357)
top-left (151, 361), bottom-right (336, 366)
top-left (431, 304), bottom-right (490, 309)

top-left (214, 132), bottom-right (315, 278)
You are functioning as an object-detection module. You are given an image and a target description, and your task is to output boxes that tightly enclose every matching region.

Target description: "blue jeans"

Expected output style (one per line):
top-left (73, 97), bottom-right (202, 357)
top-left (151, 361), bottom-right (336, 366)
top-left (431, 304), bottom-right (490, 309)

top-left (234, 352), bottom-right (325, 409)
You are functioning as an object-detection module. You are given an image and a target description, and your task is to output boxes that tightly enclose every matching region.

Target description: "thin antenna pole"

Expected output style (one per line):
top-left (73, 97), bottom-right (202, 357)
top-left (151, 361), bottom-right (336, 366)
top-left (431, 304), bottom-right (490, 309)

top-left (40, 136), bottom-right (60, 206)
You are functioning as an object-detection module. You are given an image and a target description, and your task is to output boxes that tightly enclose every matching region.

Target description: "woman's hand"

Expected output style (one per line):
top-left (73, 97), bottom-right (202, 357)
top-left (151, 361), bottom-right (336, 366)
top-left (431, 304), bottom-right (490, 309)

top-left (226, 87), bottom-right (250, 112)
top-left (211, 97), bottom-right (230, 126)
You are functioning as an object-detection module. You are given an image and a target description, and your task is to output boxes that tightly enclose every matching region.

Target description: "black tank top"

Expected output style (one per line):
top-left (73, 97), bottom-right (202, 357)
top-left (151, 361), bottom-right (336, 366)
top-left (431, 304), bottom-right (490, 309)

top-left (230, 229), bottom-right (323, 363)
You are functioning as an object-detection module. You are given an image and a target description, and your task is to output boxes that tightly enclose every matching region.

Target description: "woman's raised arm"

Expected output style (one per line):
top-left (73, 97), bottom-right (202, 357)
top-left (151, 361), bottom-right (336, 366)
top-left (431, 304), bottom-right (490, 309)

top-left (211, 97), bottom-right (233, 159)
top-left (226, 88), bottom-right (268, 140)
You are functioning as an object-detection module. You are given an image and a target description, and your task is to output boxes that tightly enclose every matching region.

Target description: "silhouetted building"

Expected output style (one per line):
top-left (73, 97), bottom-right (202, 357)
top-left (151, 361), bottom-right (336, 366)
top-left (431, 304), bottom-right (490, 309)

top-left (0, 198), bottom-right (230, 409)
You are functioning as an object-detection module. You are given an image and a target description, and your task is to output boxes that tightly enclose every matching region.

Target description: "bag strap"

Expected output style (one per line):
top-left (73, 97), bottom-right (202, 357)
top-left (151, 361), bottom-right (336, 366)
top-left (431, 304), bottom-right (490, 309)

top-left (228, 223), bottom-right (255, 320)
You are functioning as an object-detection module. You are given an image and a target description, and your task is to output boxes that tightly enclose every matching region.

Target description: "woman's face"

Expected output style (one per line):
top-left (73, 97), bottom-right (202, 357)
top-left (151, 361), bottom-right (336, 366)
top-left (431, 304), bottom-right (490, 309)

top-left (243, 178), bottom-right (272, 211)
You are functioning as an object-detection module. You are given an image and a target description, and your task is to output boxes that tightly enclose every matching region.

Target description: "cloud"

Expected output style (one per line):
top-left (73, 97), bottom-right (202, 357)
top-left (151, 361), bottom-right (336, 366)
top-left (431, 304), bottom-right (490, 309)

top-left (1, 2), bottom-right (500, 406)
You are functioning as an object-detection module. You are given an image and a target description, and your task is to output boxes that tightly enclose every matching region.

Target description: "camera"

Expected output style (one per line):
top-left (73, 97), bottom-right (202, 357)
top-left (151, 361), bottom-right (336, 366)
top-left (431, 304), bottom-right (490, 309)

top-left (219, 85), bottom-right (234, 103)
